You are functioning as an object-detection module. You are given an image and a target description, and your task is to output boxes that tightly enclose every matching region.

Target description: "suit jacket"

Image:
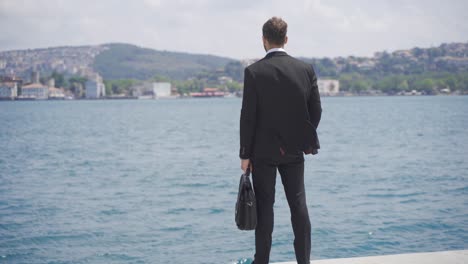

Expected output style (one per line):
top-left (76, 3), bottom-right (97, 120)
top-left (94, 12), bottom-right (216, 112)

top-left (239, 51), bottom-right (322, 159)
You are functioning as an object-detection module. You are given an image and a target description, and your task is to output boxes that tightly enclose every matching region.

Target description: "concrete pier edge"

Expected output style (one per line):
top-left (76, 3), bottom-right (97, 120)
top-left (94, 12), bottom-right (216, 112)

top-left (272, 249), bottom-right (468, 264)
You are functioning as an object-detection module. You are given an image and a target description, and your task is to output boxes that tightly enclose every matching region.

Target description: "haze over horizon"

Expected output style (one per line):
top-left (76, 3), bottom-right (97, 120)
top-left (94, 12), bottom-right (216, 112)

top-left (1, 0), bottom-right (467, 59)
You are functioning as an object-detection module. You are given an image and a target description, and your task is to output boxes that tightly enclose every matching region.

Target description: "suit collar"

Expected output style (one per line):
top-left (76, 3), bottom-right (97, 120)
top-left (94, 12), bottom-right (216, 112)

top-left (266, 47), bottom-right (286, 55)
top-left (264, 51), bottom-right (288, 58)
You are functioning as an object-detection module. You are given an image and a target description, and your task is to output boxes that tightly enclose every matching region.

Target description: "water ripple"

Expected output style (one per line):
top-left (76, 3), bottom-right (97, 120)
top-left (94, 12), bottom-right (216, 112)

top-left (0, 97), bottom-right (467, 263)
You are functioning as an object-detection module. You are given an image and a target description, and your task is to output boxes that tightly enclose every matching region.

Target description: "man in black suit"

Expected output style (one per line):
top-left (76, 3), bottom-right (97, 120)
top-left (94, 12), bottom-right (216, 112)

top-left (239, 17), bottom-right (322, 264)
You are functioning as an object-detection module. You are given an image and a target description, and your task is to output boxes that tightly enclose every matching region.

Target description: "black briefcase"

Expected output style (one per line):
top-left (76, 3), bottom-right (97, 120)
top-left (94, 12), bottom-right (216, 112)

top-left (235, 168), bottom-right (257, 230)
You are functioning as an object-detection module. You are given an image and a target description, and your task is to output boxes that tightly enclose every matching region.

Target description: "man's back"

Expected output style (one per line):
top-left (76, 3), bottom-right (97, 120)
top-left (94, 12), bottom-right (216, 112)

top-left (238, 17), bottom-right (321, 264)
top-left (240, 51), bottom-right (321, 160)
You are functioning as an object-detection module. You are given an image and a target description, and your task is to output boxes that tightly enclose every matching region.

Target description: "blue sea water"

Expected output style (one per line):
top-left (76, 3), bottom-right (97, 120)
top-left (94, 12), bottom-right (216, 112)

top-left (0, 96), bottom-right (467, 264)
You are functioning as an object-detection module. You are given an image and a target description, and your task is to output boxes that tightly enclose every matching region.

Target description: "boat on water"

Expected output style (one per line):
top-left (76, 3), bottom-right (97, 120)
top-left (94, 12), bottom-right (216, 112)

top-left (190, 91), bottom-right (226, 98)
top-left (190, 87), bottom-right (228, 98)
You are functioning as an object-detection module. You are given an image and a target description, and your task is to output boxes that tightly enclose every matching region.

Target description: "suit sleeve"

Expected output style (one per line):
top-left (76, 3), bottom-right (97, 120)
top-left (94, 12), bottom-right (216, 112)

top-left (308, 66), bottom-right (322, 129)
top-left (239, 68), bottom-right (257, 159)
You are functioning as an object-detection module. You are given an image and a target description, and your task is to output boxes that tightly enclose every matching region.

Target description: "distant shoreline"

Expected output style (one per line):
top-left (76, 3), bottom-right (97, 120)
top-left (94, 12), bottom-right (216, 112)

top-left (1, 93), bottom-right (466, 102)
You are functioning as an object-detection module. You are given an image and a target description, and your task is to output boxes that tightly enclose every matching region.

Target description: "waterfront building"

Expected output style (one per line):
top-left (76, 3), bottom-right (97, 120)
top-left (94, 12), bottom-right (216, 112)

top-left (318, 79), bottom-right (340, 96)
top-left (85, 76), bottom-right (106, 99)
top-left (21, 83), bottom-right (49, 99)
top-left (0, 82), bottom-right (18, 100)
top-left (152, 82), bottom-right (171, 98)
top-left (48, 87), bottom-right (65, 99)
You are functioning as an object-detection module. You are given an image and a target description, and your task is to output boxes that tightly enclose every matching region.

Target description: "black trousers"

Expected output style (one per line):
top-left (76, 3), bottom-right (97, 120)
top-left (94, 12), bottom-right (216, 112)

top-left (251, 153), bottom-right (311, 264)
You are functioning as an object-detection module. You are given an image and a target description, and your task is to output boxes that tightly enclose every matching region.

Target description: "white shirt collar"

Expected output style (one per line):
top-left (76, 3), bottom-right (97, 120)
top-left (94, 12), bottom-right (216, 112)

top-left (266, 47), bottom-right (286, 55)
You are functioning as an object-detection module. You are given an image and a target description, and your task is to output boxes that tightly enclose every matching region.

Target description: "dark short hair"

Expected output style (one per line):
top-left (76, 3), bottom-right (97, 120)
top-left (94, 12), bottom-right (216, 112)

top-left (262, 17), bottom-right (288, 45)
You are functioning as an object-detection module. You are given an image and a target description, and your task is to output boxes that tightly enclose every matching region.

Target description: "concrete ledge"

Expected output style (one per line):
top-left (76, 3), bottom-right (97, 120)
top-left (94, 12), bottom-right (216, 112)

top-left (273, 249), bottom-right (468, 264)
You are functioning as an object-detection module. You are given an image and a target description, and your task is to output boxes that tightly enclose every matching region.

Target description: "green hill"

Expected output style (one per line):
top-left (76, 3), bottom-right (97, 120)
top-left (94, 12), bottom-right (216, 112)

top-left (93, 43), bottom-right (234, 80)
top-left (300, 42), bottom-right (468, 94)
top-left (1, 41), bottom-right (467, 94)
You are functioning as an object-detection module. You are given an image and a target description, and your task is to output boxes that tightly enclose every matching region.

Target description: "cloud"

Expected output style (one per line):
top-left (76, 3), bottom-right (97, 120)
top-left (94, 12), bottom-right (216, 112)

top-left (143, 0), bottom-right (162, 8)
top-left (0, 0), bottom-right (467, 59)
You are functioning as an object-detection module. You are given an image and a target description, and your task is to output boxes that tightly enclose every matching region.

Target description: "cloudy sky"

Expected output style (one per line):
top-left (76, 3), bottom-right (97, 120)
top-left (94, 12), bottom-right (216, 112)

top-left (0, 0), bottom-right (467, 59)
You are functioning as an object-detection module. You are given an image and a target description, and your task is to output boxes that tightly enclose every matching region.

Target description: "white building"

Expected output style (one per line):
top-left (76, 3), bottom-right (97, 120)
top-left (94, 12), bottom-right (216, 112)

top-left (21, 83), bottom-right (49, 99)
top-left (152, 82), bottom-right (171, 98)
top-left (318, 79), bottom-right (340, 96)
top-left (48, 87), bottom-right (65, 99)
top-left (85, 77), bottom-right (106, 99)
top-left (0, 82), bottom-right (17, 100)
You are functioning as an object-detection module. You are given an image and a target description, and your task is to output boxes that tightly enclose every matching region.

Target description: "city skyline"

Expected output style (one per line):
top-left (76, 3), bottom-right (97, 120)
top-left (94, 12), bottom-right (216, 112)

top-left (0, 0), bottom-right (467, 59)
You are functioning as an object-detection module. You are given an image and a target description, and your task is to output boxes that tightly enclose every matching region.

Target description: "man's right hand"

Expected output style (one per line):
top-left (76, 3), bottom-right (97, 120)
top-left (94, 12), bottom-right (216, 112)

top-left (241, 159), bottom-right (252, 174)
